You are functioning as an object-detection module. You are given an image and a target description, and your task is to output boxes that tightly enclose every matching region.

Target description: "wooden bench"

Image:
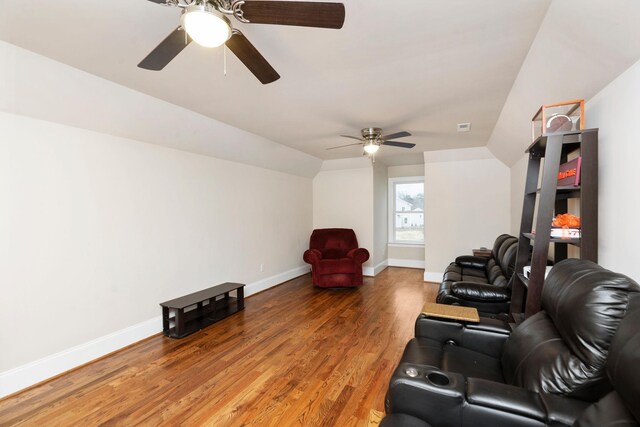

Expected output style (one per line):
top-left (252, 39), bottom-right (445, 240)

top-left (160, 282), bottom-right (245, 338)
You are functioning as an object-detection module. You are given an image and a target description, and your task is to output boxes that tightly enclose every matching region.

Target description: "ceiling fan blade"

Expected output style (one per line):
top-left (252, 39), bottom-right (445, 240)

top-left (238, 1), bottom-right (345, 29)
top-left (138, 27), bottom-right (191, 71)
top-left (381, 131), bottom-right (411, 141)
top-left (382, 140), bottom-right (416, 149)
top-left (327, 142), bottom-right (363, 150)
top-left (145, 0), bottom-right (170, 4)
top-left (339, 135), bottom-right (363, 141)
top-left (225, 30), bottom-right (280, 84)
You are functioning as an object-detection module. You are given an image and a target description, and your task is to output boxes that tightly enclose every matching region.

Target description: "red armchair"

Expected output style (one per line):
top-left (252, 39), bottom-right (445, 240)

top-left (303, 228), bottom-right (370, 288)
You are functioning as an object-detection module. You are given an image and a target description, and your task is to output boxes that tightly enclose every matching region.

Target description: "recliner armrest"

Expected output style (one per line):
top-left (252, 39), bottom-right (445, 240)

top-left (451, 282), bottom-right (511, 302)
top-left (414, 314), bottom-right (510, 358)
top-left (347, 247), bottom-right (370, 265)
top-left (466, 378), bottom-right (546, 421)
top-left (386, 363), bottom-right (466, 426)
top-left (465, 378), bottom-right (588, 426)
top-left (303, 248), bottom-right (322, 265)
top-left (455, 255), bottom-right (489, 269)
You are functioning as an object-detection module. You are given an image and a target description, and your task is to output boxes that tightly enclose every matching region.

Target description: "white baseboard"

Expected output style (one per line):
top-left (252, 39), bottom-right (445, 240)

top-left (423, 271), bottom-right (443, 283)
top-left (363, 260), bottom-right (389, 277)
top-left (0, 265), bottom-right (310, 399)
top-left (0, 316), bottom-right (162, 399)
top-left (388, 258), bottom-right (425, 269)
top-left (373, 260), bottom-right (388, 276)
top-left (244, 265), bottom-right (310, 296)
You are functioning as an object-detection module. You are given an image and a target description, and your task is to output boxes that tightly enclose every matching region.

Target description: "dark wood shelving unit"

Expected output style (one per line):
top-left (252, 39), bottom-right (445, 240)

top-left (510, 129), bottom-right (598, 320)
top-left (160, 282), bottom-right (245, 338)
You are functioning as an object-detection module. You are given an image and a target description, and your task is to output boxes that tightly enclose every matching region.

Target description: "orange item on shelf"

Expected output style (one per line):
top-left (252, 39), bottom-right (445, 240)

top-left (552, 213), bottom-right (581, 228)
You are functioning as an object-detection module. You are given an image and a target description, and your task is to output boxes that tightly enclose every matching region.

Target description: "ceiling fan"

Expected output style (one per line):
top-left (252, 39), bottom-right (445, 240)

top-left (328, 127), bottom-right (416, 160)
top-left (138, 0), bottom-right (345, 84)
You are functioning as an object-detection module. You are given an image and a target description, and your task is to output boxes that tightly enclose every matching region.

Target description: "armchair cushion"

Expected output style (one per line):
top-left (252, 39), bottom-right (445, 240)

top-left (451, 282), bottom-right (511, 301)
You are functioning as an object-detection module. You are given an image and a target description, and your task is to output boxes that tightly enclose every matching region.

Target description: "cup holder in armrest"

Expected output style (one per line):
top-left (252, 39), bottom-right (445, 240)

top-left (427, 371), bottom-right (450, 386)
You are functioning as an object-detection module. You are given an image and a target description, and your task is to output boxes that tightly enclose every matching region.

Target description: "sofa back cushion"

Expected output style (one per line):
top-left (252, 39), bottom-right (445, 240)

top-left (501, 259), bottom-right (640, 401)
top-left (575, 294), bottom-right (640, 426)
top-left (309, 228), bottom-right (358, 259)
top-left (497, 240), bottom-right (518, 279)
top-left (485, 236), bottom-right (518, 287)
top-left (604, 293), bottom-right (640, 421)
top-left (491, 234), bottom-right (513, 260)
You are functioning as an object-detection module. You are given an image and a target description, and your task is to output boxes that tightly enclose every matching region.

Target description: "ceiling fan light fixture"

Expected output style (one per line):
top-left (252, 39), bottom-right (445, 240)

top-left (181, 4), bottom-right (231, 48)
top-left (363, 142), bottom-right (380, 154)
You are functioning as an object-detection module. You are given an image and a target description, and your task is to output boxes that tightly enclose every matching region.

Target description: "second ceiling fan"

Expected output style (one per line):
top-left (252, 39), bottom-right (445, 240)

top-left (328, 127), bottom-right (416, 160)
top-left (139, 0), bottom-right (346, 84)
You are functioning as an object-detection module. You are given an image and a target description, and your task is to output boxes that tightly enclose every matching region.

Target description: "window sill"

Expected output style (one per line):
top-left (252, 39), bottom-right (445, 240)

top-left (388, 242), bottom-right (425, 248)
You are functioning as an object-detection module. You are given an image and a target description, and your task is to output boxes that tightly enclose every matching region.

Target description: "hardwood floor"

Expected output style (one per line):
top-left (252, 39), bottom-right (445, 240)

top-left (0, 267), bottom-right (438, 426)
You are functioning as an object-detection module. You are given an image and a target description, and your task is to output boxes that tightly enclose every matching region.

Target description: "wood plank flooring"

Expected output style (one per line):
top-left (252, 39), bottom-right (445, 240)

top-left (0, 267), bottom-right (438, 426)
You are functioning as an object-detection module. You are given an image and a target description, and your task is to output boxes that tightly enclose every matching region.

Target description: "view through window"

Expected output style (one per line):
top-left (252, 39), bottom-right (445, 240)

top-left (390, 178), bottom-right (424, 243)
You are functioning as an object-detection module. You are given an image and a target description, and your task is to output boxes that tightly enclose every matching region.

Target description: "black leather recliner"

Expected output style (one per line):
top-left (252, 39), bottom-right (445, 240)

top-left (436, 234), bottom-right (519, 314)
top-left (383, 259), bottom-right (640, 427)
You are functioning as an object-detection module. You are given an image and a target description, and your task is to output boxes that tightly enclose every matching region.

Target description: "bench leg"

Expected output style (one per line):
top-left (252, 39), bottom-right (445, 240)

top-left (175, 309), bottom-right (185, 337)
top-left (237, 287), bottom-right (245, 310)
top-left (162, 307), bottom-right (170, 335)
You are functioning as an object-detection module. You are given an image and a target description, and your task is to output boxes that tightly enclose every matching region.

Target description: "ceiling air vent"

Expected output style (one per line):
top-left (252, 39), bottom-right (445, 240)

top-left (457, 123), bottom-right (471, 132)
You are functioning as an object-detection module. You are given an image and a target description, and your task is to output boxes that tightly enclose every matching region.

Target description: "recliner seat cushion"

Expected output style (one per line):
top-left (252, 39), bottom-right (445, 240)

top-left (315, 258), bottom-right (359, 274)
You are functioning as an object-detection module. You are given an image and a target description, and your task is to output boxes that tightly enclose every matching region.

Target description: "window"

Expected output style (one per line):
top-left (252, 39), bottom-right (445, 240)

top-left (389, 177), bottom-right (424, 244)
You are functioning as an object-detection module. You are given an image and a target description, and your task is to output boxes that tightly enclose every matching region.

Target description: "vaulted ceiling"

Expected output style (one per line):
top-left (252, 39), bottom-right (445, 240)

top-left (1, 1), bottom-right (639, 166)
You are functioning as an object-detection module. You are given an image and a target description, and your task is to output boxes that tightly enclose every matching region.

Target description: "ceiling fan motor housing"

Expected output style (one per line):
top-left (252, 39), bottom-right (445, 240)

top-left (361, 127), bottom-right (382, 140)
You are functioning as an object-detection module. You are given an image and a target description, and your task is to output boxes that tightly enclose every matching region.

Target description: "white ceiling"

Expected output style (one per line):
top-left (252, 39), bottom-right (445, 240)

top-left (487, 0), bottom-right (640, 166)
top-left (0, 0), bottom-right (640, 167)
top-left (0, 0), bottom-right (551, 164)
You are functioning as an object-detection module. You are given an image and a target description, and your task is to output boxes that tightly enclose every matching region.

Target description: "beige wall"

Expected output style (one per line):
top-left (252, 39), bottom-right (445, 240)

top-left (0, 112), bottom-right (313, 375)
top-left (312, 162), bottom-right (374, 268)
top-left (388, 244), bottom-right (424, 262)
top-left (373, 163), bottom-right (388, 270)
top-left (388, 164), bottom-right (425, 178)
top-left (510, 155), bottom-right (529, 235)
top-left (509, 58), bottom-right (640, 278)
top-left (424, 149), bottom-right (511, 280)
top-left (0, 41), bottom-right (315, 396)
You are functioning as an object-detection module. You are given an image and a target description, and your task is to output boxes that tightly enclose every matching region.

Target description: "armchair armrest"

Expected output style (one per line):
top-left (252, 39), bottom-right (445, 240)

top-left (455, 255), bottom-right (489, 269)
top-left (303, 248), bottom-right (322, 265)
top-left (347, 247), bottom-right (370, 265)
top-left (414, 315), bottom-right (510, 358)
top-left (451, 282), bottom-right (511, 302)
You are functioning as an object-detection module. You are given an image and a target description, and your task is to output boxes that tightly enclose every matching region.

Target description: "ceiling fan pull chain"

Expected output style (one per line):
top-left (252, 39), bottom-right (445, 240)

top-left (224, 44), bottom-right (227, 76)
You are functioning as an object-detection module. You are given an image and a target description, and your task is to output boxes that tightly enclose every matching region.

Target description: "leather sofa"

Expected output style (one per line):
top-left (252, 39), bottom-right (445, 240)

top-left (382, 259), bottom-right (640, 427)
top-left (436, 234), bottom-right (519, 315)
top-left (303, 228), bottom-right (369, 288)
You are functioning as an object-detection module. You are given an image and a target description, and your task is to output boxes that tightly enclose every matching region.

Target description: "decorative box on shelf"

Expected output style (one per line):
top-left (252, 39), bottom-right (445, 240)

top-left (531, 99), bottom-right (584, 142)
top-left (558, 157), bottom-right (582, 186)
top-left (550, 228), bottom-right (581, 239)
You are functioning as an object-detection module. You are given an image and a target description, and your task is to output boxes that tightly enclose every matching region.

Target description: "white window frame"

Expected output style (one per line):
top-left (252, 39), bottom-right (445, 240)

top-left (388, 176), bottom-right (425, 245)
